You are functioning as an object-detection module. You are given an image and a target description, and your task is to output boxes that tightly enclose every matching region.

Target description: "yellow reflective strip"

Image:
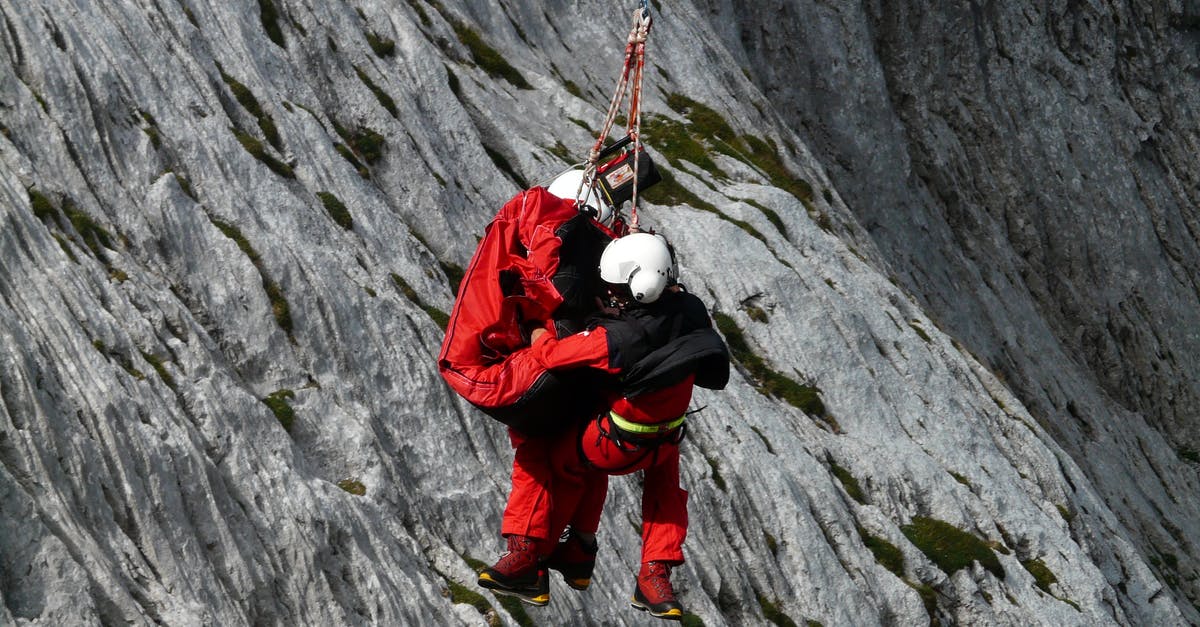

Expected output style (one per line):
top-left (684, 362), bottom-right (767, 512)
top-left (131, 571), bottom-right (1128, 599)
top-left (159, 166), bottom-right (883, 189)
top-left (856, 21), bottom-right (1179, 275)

top-left (608, 410), bottom-right (685, 434)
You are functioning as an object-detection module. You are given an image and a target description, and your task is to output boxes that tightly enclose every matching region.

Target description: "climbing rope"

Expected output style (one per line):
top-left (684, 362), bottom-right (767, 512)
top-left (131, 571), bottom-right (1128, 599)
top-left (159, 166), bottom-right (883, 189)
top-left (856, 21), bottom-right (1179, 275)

top-left (577, 0), bottom-right (652, 231)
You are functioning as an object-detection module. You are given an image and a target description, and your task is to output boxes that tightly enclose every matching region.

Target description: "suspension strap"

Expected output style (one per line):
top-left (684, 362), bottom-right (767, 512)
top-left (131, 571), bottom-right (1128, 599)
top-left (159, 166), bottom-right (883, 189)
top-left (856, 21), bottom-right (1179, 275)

top-left (581, 1), bottom-right (652, 230)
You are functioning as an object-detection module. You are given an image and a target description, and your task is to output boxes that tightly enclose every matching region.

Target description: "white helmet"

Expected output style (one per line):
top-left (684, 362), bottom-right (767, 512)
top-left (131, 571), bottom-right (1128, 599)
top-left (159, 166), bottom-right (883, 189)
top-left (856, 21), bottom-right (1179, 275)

top-left (599, 233), bottom-right (676, 303)
top-left (547, 169), bottom-right (615, 227)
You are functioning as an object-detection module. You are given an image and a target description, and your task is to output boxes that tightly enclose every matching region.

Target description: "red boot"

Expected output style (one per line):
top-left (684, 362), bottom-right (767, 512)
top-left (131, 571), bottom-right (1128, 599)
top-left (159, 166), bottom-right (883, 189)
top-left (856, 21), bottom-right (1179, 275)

top-left (478, 535), bottom-right (549, 606)
top-left (545, 528), bottom-right (598, 590)
top-left (631, 561), bottom-right (684, 620)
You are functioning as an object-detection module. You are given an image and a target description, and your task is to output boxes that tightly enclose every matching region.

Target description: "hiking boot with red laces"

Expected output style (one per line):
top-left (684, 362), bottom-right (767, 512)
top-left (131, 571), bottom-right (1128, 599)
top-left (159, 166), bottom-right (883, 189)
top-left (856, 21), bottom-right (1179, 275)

top-left (545, 528), bottom-right (598, 590)
top-left (631, 561), bottom-right (684, 620)
top-left (477, 535), bottom-right (550, 606)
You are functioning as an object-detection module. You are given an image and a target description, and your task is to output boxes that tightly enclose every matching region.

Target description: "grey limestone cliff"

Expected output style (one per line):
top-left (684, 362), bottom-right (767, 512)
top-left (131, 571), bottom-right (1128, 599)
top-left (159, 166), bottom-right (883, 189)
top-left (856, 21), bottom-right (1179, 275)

top-left (0, 1), bottom-right (1197, 625)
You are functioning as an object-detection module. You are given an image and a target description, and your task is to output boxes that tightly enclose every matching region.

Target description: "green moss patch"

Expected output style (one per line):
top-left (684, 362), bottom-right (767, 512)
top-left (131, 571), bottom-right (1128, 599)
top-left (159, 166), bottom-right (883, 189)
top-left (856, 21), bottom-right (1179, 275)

top-left (258, 0), bottom-right (286, 47)
top-left (117, 355), bottom-right (146, 380)
top-left (713, 312), bottom-right (828, 420)
top-left (901, 516), bottom-right (1004, 579)
top-left (704, 454), bottom-right (727, 491)
top-left (219, 69), bottom-right (282, 151)
top-left (391, 273), bottom-right (449, 329)
top-left (641, 170), bottom-right (768, 244)
top-left (141, 351), bottom-right (175, 388)
top-left (232, 128), bottom-right (294, 178)
top-left (316, 192), bottom-right (353, 230)
top-left (483, 145), bottom-right (527, 188)
top-left (949, 472), bottom-right (972, 488)
top-left (828, 458), bottom-right (865, 504)
top-left (332, 121), bottom-right (385, 165)
top-left (336, 478), bottom-right (366, 496)
top-left (262, 388), bottom-right (296, 431)
top-left (139, 110), bottom-right (162, 149)
top-left (858, 525), bottom-right (905, 576)
top-left (744, 303), bottom-right (769, 323)
top-left (764, 530), bottom-right (779, 555)
top-left (173, 173), bottom-right (197, 200)
top-left (758, 594), bottom-right (799, 627)
top-left (53, 234), bottom-right (79, 263)
top-left (62, 198), bottom-right (115, 257)
top-left (439, 260), bottom-right (465, 295)
top-left (681, 614), bottom-right (706, 627)
top-left (365, 31), bottom-right (395, 57)
top-left (910, 321), bottom-right (933, 343)
top-left (650, 92), bottom-right (816, 210)
top-left (354, 66), bottom-right (398, 117)
top-left (449, 19), bottom-right (531, 89)
top-left (750, 425), bottom-right (776, 455)
top-left (642, 113), bottom-right (727, 179)
top-left (906, 580), bottom-right (940, 623)
top-left (741, 198), bottom-right (788, 238)
top-left (210, 218), bottom-right (295, 339)
top-left (443, 576), bottom-right (495, 622)
top-left (547, 140), bottom-right (573, 163)
top-left (28, 188), bottom-right (58, 223)
top-left (1020, 558), bottom-right (1057, 594)
top-left (334, 144), bottom-right (368, 177)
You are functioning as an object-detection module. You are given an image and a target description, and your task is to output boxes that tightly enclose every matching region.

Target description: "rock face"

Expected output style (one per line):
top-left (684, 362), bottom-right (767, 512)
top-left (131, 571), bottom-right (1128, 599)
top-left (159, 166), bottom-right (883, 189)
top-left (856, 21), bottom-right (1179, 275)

top-left (0, 1), bottom-right (1196, 625)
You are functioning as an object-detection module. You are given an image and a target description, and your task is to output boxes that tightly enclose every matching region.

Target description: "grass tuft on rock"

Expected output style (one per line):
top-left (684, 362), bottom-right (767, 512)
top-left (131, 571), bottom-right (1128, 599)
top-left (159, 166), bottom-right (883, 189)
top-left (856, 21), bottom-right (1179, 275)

top-left (28, 188), bottom-right (58, 224)
top-left (391, 273), bottom-right (449, 329)
top-left (210, 218), bottom-right (295, 339)
top-left (336, 478), bottom-right (366, 496)
top-left (258, 0), bottom-right (286, 47)
top-left (757, 593), bottom-right (799, 627)
top-left (139, 110), bottom-right (162, 149)
top-left (366, 31), bottom-right (396, 57)
top-left (705, 454), bottom-right (727, 491)
top-left (1021, 558), bottom-right (1058, 594)
top-left (901, 516), bottom-right (1004, 579)
top-left (714, 312), bottom-right (827, 419)
top-left (316, 192), bottom-right (353, 230)
top-left (332, 121), bottom-right (386, 164)
top-left (450, 19), bottom-right (531, 89)
top-left (216, 69), bottom-right (285, 152)
top-left (641, 170), bottom-right (767, 244)
top-left (232, 128), bottom-right (294, 178)
top-left (858, 525), bottom-right (905, 576)
top-left (828, 458), bottom-right (866, 504)
top-left (141, 351), bottom-right (175, 389)
top-left (651, 92), bottom-right (817, 209)
top-left (443, 576), bottom-right (496, 622)
top-left (263, 389), bottom-right (296, 431)
top-left (483, 145), bottom-right (527, 188)
top-left (354, 66), bottom-right (398, 117)
top-left (62, 198), bottom-right (115, 257)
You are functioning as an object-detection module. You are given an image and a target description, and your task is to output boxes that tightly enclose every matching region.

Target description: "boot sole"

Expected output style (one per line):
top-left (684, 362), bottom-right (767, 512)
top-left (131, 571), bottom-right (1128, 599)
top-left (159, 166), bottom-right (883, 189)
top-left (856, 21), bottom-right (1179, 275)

top-left (631, 598), bottom-right (683, 620)
top-left (478, 573), bottom-right (550, 606)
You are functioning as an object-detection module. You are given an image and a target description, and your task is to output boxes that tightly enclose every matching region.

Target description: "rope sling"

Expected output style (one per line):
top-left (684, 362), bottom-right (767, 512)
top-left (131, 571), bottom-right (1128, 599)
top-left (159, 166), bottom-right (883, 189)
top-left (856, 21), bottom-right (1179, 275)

top-left (575, 1), bottom-right (653, 231)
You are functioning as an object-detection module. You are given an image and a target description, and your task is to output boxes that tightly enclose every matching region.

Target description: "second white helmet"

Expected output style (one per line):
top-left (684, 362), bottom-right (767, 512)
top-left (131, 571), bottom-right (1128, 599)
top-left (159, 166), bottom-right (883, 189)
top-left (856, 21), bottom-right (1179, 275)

top-left (599, 233), bottom-right (676, 303)
top-left (547, 169), bottom-right (615, 227)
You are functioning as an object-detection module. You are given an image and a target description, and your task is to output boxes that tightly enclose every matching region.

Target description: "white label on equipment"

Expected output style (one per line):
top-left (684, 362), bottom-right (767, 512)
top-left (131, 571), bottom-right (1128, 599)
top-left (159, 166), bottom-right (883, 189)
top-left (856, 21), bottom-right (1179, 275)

top-left (605, 164), bottom-right (635, 188)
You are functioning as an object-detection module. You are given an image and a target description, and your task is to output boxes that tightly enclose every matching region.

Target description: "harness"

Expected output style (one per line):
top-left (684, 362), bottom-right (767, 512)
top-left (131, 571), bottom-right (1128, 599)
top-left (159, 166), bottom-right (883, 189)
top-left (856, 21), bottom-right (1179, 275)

top-left (577, 409), bottom-right (687, 475)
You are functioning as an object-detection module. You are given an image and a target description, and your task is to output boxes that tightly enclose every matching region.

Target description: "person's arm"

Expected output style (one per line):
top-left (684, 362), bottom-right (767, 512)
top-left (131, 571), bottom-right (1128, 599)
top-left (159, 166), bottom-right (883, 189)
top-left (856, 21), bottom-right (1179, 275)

top-left (529, 326), bottom-right (619, 373)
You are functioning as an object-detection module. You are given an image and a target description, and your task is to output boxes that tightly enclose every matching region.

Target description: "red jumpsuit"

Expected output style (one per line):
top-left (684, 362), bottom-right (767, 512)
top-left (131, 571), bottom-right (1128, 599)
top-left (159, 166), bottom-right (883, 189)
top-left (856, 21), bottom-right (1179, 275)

top-left (502, 327), bottom-right (693, 564)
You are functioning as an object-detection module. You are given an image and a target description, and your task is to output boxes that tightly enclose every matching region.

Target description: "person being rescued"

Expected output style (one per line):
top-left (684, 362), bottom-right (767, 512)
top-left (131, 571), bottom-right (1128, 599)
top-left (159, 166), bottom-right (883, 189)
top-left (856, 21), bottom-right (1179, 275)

top-left (437, 167), bottom-right (624, 434)
top-left (476, 232), bottom-right (731, 621)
